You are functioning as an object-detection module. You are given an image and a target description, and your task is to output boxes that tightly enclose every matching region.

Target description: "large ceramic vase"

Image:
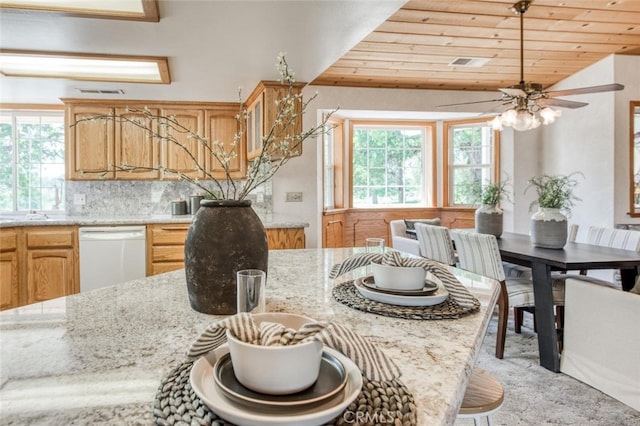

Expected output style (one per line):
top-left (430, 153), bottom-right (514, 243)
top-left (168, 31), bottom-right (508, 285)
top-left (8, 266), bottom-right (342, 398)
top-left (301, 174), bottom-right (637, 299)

top-left (184, 199), bottom-right (268, 314)
top-left (475, 204), bottom-right (503, 237)
top-left (530, 207), bottom-right (568, 249)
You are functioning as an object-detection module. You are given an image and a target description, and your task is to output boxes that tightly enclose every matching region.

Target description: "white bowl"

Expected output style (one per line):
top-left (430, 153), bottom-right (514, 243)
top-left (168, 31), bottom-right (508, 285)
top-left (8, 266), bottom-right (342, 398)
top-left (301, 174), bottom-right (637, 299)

top-left (371, 262), bottom-right (426, 291)
top-left (226, 313), bottom-right (323, 395)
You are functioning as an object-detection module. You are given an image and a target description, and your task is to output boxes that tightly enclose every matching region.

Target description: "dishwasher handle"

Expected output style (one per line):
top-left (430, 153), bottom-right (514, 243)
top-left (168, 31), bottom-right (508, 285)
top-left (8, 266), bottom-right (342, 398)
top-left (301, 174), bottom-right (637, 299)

top-left (79, 227), bottom-right (146, 240)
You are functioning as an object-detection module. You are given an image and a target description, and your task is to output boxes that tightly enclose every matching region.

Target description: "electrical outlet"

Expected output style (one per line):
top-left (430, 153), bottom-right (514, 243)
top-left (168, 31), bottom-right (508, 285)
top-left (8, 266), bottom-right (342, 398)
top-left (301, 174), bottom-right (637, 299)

top-left (256, 193), bottom-right (265, 203)
top-left (73, 194), bottom-right (86, 206)
top-left (286, 192), bottom-right (303, 202)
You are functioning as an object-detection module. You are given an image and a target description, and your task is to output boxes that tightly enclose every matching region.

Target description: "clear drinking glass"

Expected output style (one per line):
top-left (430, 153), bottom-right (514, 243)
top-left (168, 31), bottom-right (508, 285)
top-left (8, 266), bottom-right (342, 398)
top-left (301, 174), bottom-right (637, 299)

top-left (365, 237), bottom-right (385, 253)
top-left (237, 269), bottom-right (266, 314)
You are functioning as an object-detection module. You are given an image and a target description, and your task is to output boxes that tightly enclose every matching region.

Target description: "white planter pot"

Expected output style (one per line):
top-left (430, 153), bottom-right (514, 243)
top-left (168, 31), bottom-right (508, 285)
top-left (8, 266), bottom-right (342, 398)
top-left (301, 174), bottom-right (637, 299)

top-left (475, 204), bottom-right (503, 237)
top-left (530, 207), bottom-right (568, 249)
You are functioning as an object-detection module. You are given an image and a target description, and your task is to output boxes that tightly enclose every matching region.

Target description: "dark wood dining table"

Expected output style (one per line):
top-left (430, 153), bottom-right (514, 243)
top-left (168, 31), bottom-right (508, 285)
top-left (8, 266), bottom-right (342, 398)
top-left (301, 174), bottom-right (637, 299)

top-left (496, 232), bottom-right (640, 372)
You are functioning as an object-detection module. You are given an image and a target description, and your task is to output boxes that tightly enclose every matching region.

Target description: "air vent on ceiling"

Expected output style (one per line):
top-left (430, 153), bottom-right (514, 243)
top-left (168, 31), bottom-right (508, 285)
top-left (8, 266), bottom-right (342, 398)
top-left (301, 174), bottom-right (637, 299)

top-left (76, 88), bottom-right (125, 95)
top-left (448, 57), bottom-right (491, 68)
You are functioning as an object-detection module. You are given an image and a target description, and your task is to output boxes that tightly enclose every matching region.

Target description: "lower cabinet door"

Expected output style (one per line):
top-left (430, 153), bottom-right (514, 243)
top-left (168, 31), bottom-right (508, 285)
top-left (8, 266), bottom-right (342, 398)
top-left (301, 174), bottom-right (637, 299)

top-left (26, 249), bottom-right (76, 304)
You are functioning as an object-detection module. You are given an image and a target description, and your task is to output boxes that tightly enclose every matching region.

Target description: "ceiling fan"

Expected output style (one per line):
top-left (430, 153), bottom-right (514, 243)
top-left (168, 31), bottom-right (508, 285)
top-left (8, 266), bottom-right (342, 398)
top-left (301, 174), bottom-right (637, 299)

top-left (438, 0), bottom-right (624, 131)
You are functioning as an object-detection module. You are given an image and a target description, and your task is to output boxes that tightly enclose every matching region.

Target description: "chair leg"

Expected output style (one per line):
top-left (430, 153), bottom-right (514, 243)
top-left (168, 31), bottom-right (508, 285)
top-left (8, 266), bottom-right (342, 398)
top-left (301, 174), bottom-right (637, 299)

top-left (556, 305), bottom-right (565, 353)
top-left (495, 282), bottom-right (509, 359)
top-left (555, 305), bottom-right (564, 330)
top-left (514, 307), bottom-right (523, 333)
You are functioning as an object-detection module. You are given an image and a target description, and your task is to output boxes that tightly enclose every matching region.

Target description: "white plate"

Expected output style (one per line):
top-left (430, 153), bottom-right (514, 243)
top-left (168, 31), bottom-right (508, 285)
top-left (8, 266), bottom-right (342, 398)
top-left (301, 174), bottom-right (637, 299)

top-left (190, 345), bottom-right (362, 426)
top-left (355, 276), bottom-right (449, 307)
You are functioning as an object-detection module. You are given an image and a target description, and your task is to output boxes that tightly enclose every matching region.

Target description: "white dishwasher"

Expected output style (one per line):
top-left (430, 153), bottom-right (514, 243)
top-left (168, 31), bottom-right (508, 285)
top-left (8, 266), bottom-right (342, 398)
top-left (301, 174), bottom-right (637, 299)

top-left (79, 226), bottom-right (147, 292)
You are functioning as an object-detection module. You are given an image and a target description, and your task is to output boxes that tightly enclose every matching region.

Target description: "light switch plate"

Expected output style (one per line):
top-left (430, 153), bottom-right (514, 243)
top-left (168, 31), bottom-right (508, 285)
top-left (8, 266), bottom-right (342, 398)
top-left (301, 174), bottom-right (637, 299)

top-left (286, 192), bottom-right (303, 202)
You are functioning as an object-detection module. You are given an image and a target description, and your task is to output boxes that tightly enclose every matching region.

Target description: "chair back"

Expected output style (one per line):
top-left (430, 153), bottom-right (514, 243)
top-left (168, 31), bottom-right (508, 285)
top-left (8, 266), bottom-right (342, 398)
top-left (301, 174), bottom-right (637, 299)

top-left (586, 226), bottom-right (640, 251)
top-left (389, 220), bottom-right (407, 238)
top-left (568, 224), bottom-right (579, 243)
top-left (414, 223), bottom-right (456, 266)
top-left (451, 231), bottom-right (506, 282)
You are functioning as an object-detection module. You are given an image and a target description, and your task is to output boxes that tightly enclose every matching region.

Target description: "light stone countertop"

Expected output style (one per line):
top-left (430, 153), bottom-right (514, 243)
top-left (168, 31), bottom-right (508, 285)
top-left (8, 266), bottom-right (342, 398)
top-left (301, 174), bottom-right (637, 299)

top-left (0, 212), bottom-right (308, 229)
top-left (0, 248), bottom-right (499, 425)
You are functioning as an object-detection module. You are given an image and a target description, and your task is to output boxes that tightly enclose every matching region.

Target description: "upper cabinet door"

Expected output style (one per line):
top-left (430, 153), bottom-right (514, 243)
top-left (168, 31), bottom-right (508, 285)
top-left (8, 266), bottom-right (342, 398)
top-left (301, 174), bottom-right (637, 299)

top-left (245, 82), bottom-right (304, 161)
top-left (115, 108), bottom-right (161, 179)
top-left (205, 108), bottom-right (246, 179)
top-left (66, 105), bottom-right (115, 180)
top-left (246, 93), bottom-right (263, 161)
top-left (160, 108), bottom-right (205, 180)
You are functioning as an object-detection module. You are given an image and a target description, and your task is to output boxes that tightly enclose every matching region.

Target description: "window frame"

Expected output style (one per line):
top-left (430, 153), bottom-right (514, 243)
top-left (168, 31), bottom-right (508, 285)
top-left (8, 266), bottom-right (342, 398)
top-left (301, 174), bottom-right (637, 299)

top-left (322, 117), bottom-right (344, 210)
top-left (0, 105), bottom-right (65, 213)
top-left (348, 120), bottom-right (436, 209)
top-left (442, 117), bottom-right (500, 207)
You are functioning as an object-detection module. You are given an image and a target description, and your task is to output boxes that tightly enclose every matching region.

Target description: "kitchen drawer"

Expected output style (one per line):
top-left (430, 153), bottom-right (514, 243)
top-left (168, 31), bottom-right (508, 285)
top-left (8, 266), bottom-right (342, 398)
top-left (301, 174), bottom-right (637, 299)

top-left (151, 245), bottom-right (185, 263)
top-left (149, 262), bottom-right (185, 276)
top-left (149, 224), bottom-right (190, 245)
top-left (26, 227), bottom-right (76, 249)
top-left (0, 229), bottom-right (18, 251)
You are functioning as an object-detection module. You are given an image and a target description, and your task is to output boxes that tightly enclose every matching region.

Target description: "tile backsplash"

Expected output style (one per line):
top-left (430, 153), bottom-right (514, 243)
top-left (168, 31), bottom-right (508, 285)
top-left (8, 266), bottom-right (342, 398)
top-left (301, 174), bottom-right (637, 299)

top-left (65, 180), bottom-right (272, 216)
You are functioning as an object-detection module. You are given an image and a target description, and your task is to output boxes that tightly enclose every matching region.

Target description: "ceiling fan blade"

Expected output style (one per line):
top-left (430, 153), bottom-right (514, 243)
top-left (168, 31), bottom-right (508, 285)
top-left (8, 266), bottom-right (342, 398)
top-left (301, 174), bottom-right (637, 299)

top-left (545, 83), bottom-right (624, 98)
top-left (436, 99), bottom-right (504, 108)
top-left (499, 87), bottom-right (527, 97)
top-left (537, 98), bottom-right (588, 109)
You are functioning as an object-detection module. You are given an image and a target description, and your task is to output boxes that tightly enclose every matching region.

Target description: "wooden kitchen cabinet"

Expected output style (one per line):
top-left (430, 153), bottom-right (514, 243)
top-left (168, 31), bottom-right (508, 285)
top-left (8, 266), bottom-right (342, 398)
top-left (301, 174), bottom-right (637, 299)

top-left (266, 228), bottom-right (306, 249)
top-left (63, 100), bottom-right (242, 181)
top-left (24, 227), bottom-right (79, 305)
top-left (0, 228), bottom-right (19, 310)
top-left (205, 108), bottom-right (246, 179)
top-left (160, 108), bottom-right (206, 180)
top-left (245, 81), bottom-right (305, 161)
top-left (66, 104), bottom-right (115, 179)
top-left (146, 223), bottom-right (190, 276)
top-left (146, 223), bottom-right (306, 276)
top-left (115, 107), bottom-right (160, 179)
top-left (0, 226), bottom-right (79, 310)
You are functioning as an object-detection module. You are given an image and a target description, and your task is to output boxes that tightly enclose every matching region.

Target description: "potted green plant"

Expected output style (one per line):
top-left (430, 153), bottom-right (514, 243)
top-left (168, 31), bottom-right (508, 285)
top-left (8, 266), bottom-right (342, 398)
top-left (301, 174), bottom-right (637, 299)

top-left (526, 172), bottom-right (582, 248)
top-left (474, 178), bottom-right (511, 237)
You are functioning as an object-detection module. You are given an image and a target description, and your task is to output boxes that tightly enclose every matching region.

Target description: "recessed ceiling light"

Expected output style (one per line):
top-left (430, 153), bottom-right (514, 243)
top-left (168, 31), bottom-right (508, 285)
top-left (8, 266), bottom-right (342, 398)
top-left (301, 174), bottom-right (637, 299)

top-left (0, 0), bottom-right (158, 21)
top-left (0, 50), bottom-right (170, 84)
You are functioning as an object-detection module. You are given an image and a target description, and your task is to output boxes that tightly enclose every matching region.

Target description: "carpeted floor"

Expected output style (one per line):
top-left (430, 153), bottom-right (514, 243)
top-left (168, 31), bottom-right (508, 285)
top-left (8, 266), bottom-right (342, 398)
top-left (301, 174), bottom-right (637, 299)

top-left (455, 310), bottom-right (640, 426)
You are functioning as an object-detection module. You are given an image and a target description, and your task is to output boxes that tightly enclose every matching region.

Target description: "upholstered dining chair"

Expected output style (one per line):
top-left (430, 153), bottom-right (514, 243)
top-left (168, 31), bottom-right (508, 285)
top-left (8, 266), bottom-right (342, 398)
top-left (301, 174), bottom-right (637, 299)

top-left (414, 223), bottom-right (457, 266)
top-left (584, 226), bottom-right (640, 285)
top-left (528, 225), bottom-right (640, 341)
top-left (451, 230), bottom-right (563, 359)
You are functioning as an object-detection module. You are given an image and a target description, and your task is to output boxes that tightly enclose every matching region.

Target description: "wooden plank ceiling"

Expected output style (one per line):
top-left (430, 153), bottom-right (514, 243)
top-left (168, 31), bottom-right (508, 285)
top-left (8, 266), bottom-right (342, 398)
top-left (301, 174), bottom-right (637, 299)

top-left (311, 0), bottom-right (640, 92)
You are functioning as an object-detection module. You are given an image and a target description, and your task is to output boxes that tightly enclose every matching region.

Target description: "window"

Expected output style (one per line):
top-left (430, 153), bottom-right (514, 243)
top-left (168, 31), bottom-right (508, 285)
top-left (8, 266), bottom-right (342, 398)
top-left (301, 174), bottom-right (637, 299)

top-left (443, 118), bottom-right (500, 206)
top-left (350, 121), bottom-right (434, 208)
top-left (323, 118), bottom-right (344, 210)
top-left (0, 110), bottom-right (65, 212)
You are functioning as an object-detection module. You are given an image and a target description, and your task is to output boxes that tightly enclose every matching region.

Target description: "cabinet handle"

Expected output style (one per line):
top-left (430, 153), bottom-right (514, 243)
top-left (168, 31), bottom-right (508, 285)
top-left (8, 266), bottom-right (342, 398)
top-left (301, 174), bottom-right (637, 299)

top-left (159, 226), bottom-right (190, 231)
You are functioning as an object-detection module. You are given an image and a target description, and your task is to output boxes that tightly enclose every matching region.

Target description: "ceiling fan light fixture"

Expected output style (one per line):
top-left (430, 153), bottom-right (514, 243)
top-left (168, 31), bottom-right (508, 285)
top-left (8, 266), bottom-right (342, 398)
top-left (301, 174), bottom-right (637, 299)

top-left (513, 110), bottom-right (535, 131)
top-left (540, 107), bottom-right (561, 124)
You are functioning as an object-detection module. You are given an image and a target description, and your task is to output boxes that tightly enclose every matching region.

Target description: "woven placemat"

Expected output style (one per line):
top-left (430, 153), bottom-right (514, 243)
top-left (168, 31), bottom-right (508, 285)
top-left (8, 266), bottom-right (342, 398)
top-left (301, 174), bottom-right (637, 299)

top-left (332, 280), bottom-right (479, 320)
top-left (153, 359), bottom-right (417, 426)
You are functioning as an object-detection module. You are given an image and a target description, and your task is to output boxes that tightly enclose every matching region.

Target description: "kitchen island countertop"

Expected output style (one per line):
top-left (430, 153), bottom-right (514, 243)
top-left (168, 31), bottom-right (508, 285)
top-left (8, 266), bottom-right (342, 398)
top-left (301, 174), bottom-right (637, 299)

top-left (0, 248), bottom-right (498, 425)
